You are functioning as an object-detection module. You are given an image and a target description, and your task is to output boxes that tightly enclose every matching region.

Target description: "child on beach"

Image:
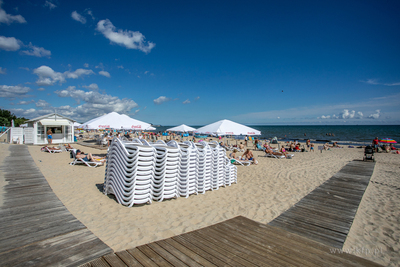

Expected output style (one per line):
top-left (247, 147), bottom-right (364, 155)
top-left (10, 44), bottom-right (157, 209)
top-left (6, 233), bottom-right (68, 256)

top-left (310, 143), bottom-right (314, 152)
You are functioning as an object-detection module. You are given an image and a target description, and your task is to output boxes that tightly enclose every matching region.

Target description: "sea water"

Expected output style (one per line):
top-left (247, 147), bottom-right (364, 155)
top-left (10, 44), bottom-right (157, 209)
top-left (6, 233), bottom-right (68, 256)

top-left (155, 125), bottom-right (400, 147)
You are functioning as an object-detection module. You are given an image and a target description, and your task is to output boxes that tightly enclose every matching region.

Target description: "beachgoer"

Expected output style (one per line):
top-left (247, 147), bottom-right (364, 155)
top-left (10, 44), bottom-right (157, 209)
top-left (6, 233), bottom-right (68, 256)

top-left (310, 143), bottom-right (314, 152)
top-left (230, 149), bottom-right (239, 159)
top-left (390, 144), bottom-right (397, 150)
top-left (76, 151), bottom-right (106, 163)
top-left (239, 142), bottom-right (244, 150)
top-left (47, 128), bottom-right (53, 144)
top-left (372, 137), bottom-right (379, 152)
top-left (245, 136), bottom-right (248, 147)
top-left (306, 139), bottom-right (310, 148)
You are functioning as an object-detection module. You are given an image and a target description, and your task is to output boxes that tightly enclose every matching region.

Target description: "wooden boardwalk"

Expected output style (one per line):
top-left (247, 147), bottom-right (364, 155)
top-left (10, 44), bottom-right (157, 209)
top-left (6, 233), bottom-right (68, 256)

top-left (82, 216), bottom-right (381, 267)
top-left (269, 160), bottom-right (375, 248)
top-left (0, 145), bottom-right (112, 266)
top-left (82, 160), bottom-right (380, 267)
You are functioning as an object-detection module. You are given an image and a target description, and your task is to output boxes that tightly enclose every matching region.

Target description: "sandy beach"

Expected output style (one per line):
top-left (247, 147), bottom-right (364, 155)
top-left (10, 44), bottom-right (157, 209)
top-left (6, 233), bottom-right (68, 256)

top-left (1, 141), bottom-right (399, 266)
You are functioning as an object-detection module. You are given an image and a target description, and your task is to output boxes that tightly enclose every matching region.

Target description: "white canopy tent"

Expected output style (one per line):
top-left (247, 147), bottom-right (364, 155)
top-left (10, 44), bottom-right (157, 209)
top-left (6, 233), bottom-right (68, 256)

top-left (194, 119), bottom-right (261, 136)
top-left (73, 122), bottom-right (81, 128)
top-left (79, 112), bottom-right (152, 130)
top-left (166, 124), bottom-right (196, 132)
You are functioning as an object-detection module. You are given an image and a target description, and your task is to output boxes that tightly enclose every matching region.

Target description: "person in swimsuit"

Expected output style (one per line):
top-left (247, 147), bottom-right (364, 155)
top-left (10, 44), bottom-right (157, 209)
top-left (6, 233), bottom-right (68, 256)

top-left (47, 128), bottom-right (53, 144)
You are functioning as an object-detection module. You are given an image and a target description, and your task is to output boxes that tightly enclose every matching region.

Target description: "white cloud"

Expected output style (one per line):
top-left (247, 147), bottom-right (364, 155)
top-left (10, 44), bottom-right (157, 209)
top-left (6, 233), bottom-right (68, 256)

top-left (0, 85), bottom-right (31, 98)
top-left (33, 66), bottom-right (94, 86)
top-left (86, 9), bottom-right (95, 20)
top-left (37, 87), bottom-right (45, 91)
top-left (65, 68), bottom-right (94, 79)
top-left (44, 0), bottom-right (56, 10)
top-left (96, 19), bottom-right (155, 53)
top-left (183, 99), bottom-right (190, 104)
top-left (339, 109), bottom-right (355, 119)
top-left (99, 70), bottom-right (110, 77)
top-left (0, 67), bottom-right (5, 74)
top-left (0, 36), bottom-right (21, 51)
top-left (84, 63), bottom-right (89, 68)
top-left (195, 96), bottom-right (200, 101)
top-left (368, 110), bottom-right (380, 119)
top-left (16, 100), bottom-right (34, 105)
top-left (357, 111), bottom-right (363, 118)
top-left (35, 99), bottom-right (50, 107)
top-left (117, 65), bottom-right (124, 69)
top-left (21, 43), bottom-right (51, 57)
top-left (0, 1), bottom-right (26, 24)
top-left (153, 96), bottom-right (171, 105)
top-left (71, 11), bottom-right (86, 24)
top-left (362, 79), bottom-right (400, 86)
top-left (82, 83), bottom-right (99, 90)
top-left (33, 66), bottom-right (65, 86)
top-left (384, 82), bottom-right (400, 86)
top-left (53, 86), bottom-right (138, 120)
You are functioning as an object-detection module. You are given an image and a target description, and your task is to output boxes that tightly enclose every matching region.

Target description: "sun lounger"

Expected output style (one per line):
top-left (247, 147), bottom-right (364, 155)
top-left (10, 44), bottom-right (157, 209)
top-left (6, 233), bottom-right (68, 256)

top-left (45, 146), bottom-right (62, 153)
top-left (230, 158), bottom-right (251, 166)
top-left (70, 149), bottom-right (104, 167)
top-left (262, 151), bottom-right (294, 159)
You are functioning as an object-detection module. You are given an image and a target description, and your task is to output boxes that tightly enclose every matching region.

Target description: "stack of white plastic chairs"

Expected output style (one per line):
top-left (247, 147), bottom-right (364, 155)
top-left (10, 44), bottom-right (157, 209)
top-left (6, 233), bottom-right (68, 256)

top-left (177, 141), bottom-right (198, 198)
top-left (225, 156), bottom-right (238, 186)
top-left (104, 138), bottom-right (237, 206)
top-left (208, 141), bottom-right (226, 190)
top-left (104, 138), bottom-right (155, 207)
top-left (195, 141), bottom-right (212, 194)
top-left (151, 140), bottom-right (181, 201)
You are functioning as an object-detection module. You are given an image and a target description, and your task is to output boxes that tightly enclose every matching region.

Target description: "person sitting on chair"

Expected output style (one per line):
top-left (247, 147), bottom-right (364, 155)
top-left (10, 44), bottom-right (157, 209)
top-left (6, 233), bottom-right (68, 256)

top-left (76, 151), bottom-right (106, 163)
top-left (230, 149), bottom-right (240, 159)
top-left (64, 144), bottom-right (74, 150)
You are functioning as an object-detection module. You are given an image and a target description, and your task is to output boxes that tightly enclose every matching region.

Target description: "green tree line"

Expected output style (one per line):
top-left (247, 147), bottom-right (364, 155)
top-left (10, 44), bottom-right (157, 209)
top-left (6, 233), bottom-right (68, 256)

top-left (0, 109), bottom-right (28, 127)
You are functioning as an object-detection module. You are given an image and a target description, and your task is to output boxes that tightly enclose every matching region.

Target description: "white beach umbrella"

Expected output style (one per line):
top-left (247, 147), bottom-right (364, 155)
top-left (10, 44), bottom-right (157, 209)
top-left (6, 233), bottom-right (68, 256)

top-left (195, 119), bottom-right (261, 136)
top-left (80, 112), bottom-right (151, 130)
top-left (166, 124), bottom-right (197, 132)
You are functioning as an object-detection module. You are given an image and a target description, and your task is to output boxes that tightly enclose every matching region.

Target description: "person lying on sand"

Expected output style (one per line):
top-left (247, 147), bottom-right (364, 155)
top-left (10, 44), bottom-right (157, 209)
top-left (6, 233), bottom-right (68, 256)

top-left (76, 151), bottom-right (106, 163)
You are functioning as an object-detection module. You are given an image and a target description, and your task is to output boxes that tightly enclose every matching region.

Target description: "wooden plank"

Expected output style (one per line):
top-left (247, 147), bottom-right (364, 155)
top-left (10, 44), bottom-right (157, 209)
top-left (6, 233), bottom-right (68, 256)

top-left (222, 217), bottom-right (356, 267)
top-left (0, 145), bottom-right (112, 266)
top-left (103, 253), bottom-right (128, 267)
top-left (233, 216), bottom-right (382, 266)
top-left (127, 247), bottom-right (159, 267)
top-left (115, 251), bottom-right (143, 267)
top-left (86, 258), bottom-right (110, 267)
top-left (163, 238), bottom-right (216, 267)
top-left (210, 220), bottom-right (322, 267)
top-left (171, 235), bottom-right (239, 267)
top-left (137, 243), bottom-right (176, 267)
top-left (174, 234), bottom-right (251, 267)
top-left (145, 242), bottom-right (187, 267)
top-left (155, 239), bottom-right (202, 267)
top-left (0, 228), bottom-right (112, 267)
top-left (193, 225), bottom-right (290, 266)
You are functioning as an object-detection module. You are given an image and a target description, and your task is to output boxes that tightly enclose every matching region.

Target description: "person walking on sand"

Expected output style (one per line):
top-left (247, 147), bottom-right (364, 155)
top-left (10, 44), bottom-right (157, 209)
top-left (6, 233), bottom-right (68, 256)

top-left (47, 128), bottom-right (53, 144)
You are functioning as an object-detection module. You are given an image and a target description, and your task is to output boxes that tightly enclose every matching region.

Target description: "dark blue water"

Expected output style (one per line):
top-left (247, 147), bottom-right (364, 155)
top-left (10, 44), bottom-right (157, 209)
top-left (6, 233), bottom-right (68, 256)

top-left (155, 125), bottom-right (400, 146)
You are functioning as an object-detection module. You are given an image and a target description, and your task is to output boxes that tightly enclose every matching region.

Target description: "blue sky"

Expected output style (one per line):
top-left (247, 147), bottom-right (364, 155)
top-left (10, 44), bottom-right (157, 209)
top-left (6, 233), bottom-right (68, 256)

top-left (0, 0), bottom-right (399, 125)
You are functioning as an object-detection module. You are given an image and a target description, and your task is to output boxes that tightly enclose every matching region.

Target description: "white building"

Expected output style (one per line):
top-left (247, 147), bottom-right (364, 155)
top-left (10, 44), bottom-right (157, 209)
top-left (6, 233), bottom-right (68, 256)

top-left (21, 113), bottom-right (76, 145)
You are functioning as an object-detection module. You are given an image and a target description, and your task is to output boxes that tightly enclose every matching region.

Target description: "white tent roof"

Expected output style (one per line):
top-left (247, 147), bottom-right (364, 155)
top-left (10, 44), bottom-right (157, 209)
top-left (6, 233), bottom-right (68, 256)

top-left (79, 112), bottom-right (152, 130)
top-left (166, 124), bottom-right (196, 132)
top-left (194, 119), bottom-right (261, 136)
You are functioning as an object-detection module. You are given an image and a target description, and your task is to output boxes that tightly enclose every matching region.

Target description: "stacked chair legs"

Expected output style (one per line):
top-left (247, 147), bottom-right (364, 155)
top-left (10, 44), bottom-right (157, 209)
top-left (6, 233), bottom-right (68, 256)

top-left (104, 138), bottom-right (237, 206)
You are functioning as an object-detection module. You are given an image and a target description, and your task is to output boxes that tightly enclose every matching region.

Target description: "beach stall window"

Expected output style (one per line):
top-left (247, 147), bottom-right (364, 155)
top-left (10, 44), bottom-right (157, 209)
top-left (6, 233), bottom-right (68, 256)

top-left (25, 113), bottom-right (76, 145)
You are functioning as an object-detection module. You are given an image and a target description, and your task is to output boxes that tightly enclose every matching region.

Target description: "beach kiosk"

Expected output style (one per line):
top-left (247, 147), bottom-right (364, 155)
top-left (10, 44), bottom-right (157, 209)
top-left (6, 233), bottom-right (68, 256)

top-left (24, 113), bottom-right (75, 145)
